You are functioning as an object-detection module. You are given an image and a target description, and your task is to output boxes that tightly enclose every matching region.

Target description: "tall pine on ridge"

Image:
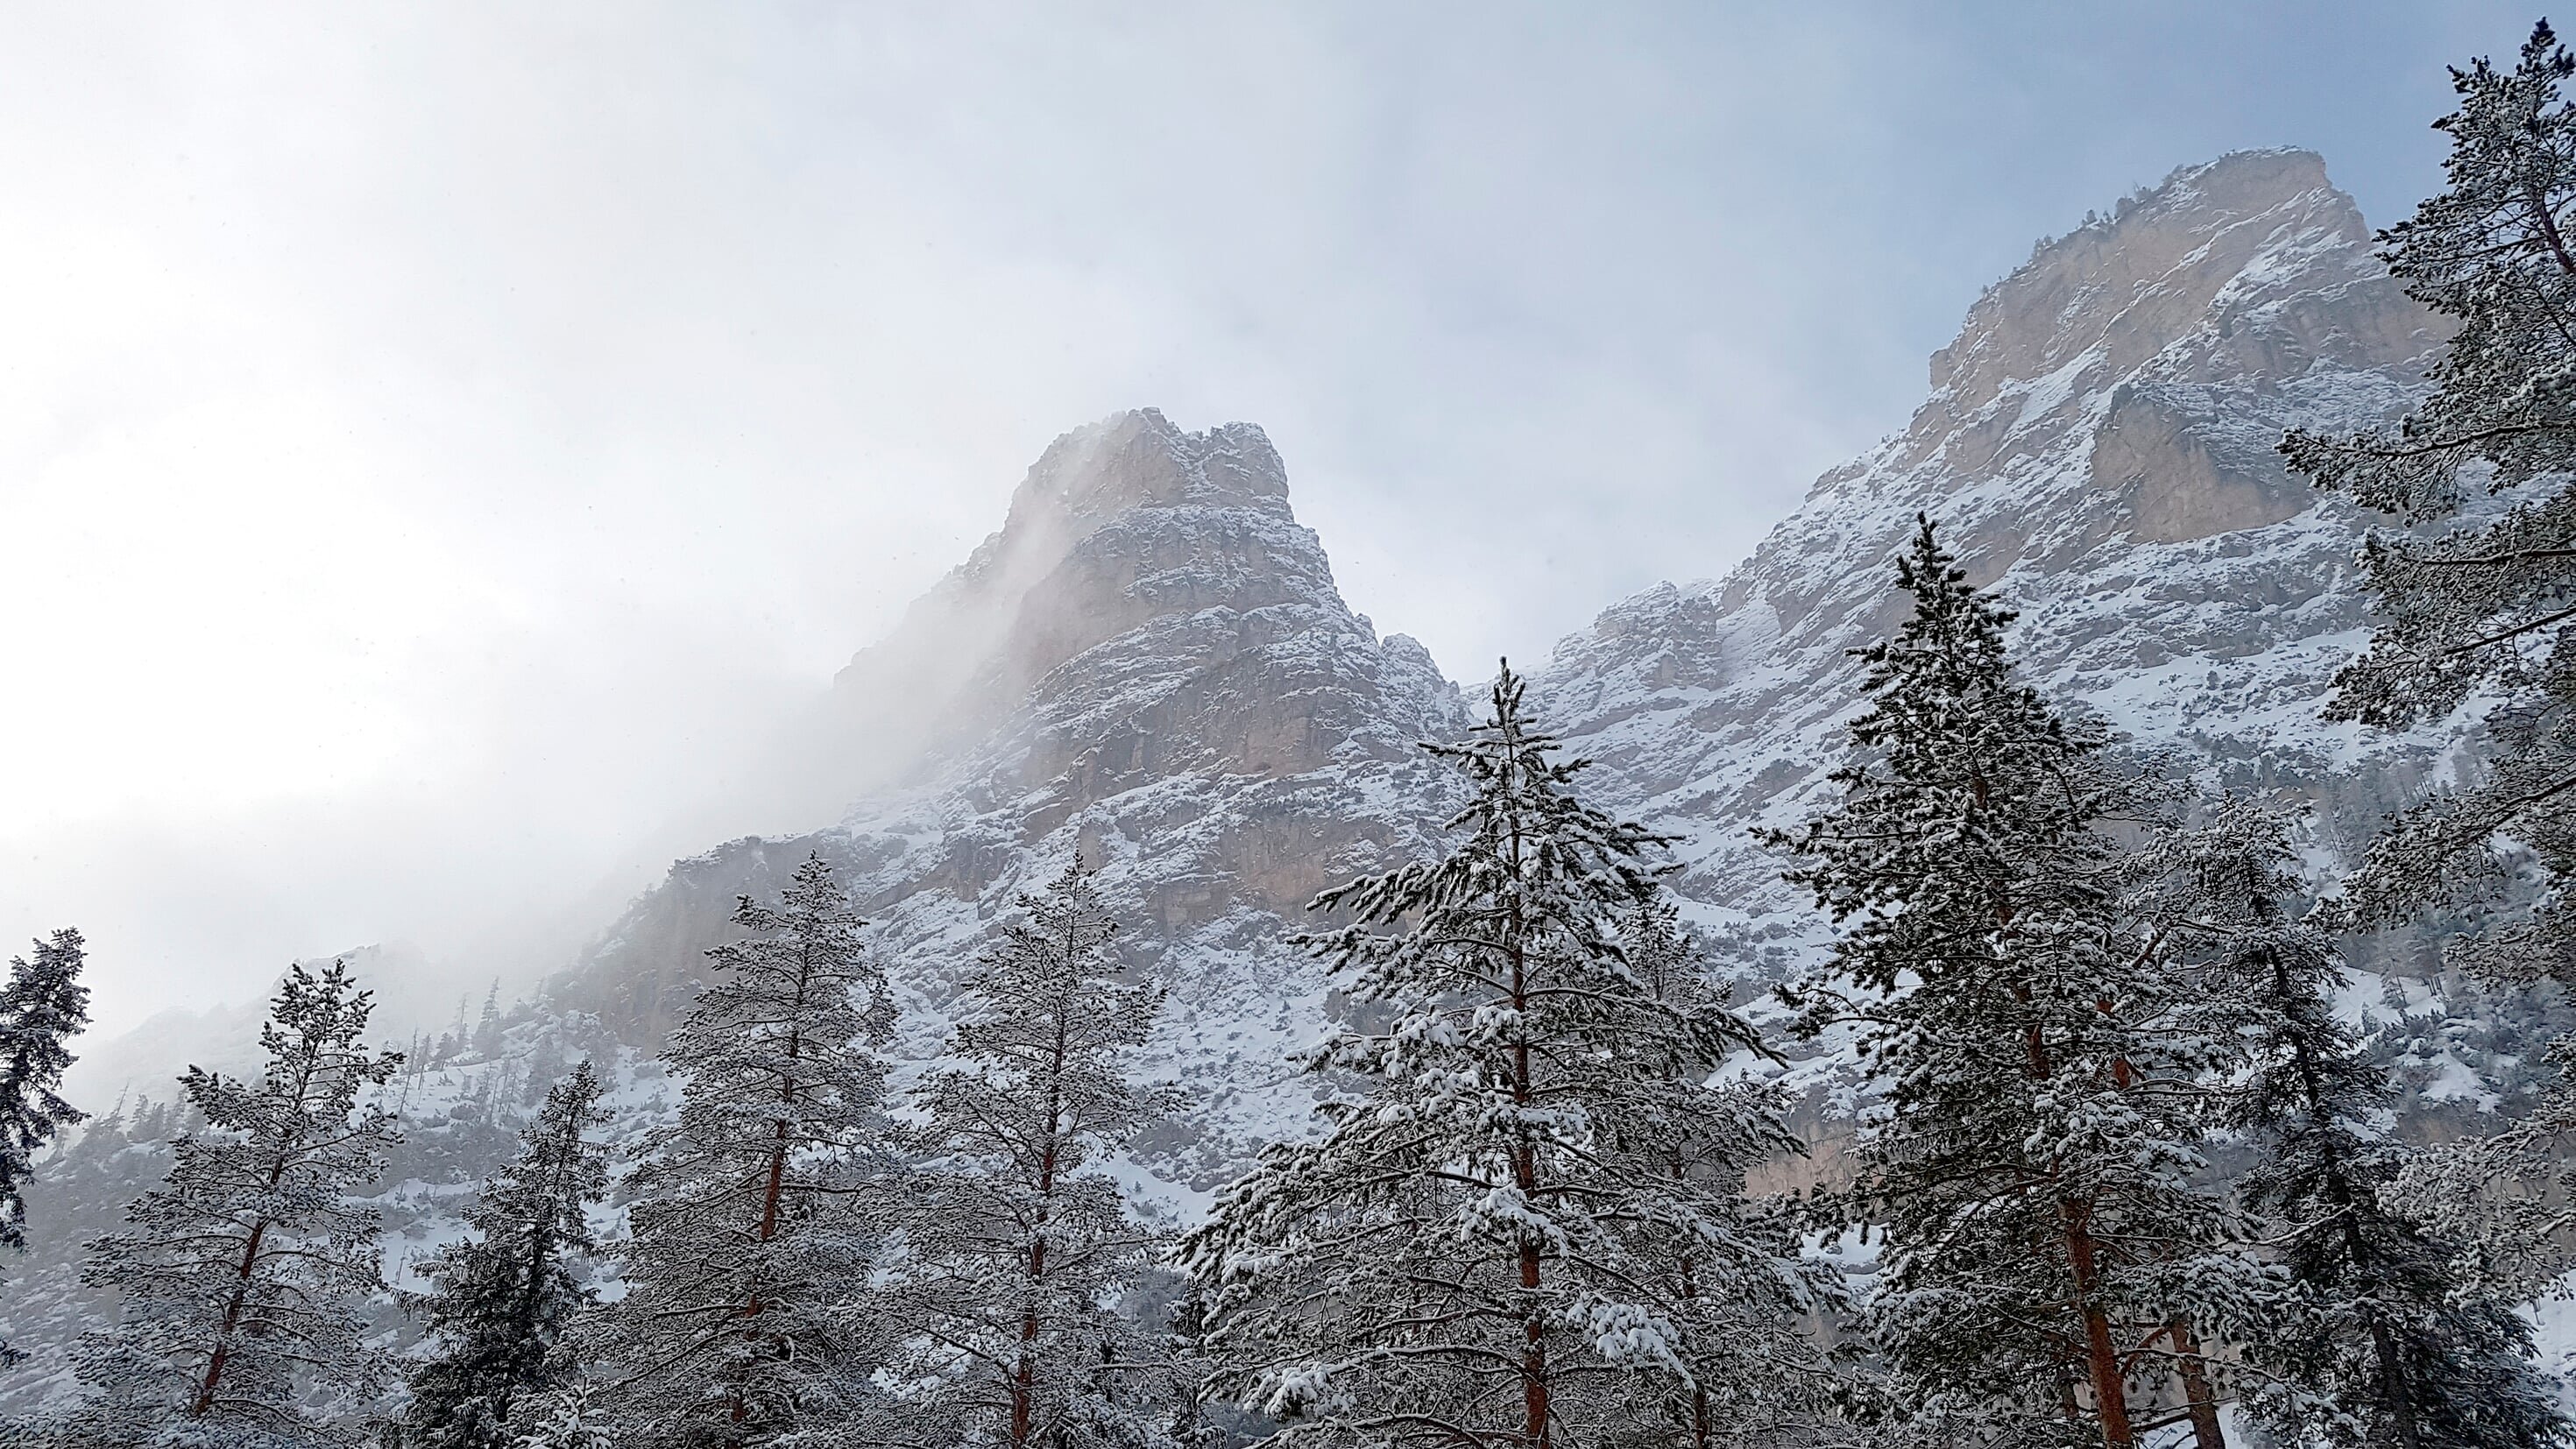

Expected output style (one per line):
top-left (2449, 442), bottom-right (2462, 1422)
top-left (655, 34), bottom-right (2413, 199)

top-left (1, 927), bottom-right (90, 1367)
top-left (69, 959), bottom-right (403, 1446)
top-left (1185, 664), bottom-right (1836, 1449)
top-left (1770, 520), bottom-right (2253, 1449)
top-left (591, 853), bottom-right (899, 1447)
top-left (875, 857), bottom-right (1185, 1449)
top-left (396, 1060), bottom-right (612, 1449)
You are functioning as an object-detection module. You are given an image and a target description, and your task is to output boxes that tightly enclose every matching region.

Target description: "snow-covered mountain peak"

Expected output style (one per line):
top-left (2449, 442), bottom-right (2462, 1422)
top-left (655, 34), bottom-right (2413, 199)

top-left (1539, 150), bottom-right (2444, 932)
top-left (1929, 149), bottom-right (2365, 409)
top-left (1001, 406), bottom-right (1292, 528)
top-left (562, 411), bottom-right (1466, 1119)
top-left (818, 409), bottom-right (1416, 796)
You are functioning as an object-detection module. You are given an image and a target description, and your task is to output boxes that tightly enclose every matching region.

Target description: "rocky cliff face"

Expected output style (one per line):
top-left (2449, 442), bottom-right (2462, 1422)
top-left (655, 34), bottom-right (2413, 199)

top-left (1534, 149), bottom-right (2450, 929)
top-left (557, 407), bottom-right (1466, 1184)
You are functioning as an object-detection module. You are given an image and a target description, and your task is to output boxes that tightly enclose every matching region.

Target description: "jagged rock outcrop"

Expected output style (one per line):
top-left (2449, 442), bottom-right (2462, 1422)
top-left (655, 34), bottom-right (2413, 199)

top-left (1534, 149), bottom-right (2448, 922)
top-left (1523, 149), bottom-right (2493, 1192)
top-left (556, 409), bottom-right (1466, 1178)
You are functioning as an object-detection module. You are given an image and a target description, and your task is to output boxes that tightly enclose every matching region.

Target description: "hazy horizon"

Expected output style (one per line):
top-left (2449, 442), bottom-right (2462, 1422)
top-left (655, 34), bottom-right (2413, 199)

top-left (2, 2), bottom-right (2538, 1047)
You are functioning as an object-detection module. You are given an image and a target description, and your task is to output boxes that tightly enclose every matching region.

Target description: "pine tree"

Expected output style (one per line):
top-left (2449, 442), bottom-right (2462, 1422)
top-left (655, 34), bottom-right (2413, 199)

top-left (591, 853), bottom-right (898, 1447)
top-left (874, 857), bottom-right (1186, 1449)
top-left (475, 986), bottom-right (505, 1061)
top-left (1184, 664), bottom-right (1838, 1449)
top-left (398, 1062), bottom-right (612, 1449)
top-left (2158, 799), bottom-right (2568, 1449)
top-left (67, 959), bottom-right (403, 1446)
top-left (2278, 17), bottom-right (2576, 1318)
top-left (507, 1388), bottom-right (615, 1449)
top-left (1600, 896), bottom-right (1851, 1448)
top-left (1, 926), bottom-right (91, 1366)
top-left (2281, 20), bottom-right (2576, 992)
top-left (1766, 520), bottom-right (2256, 1449)
top-left (2, 928), bottom-right (91, 1249)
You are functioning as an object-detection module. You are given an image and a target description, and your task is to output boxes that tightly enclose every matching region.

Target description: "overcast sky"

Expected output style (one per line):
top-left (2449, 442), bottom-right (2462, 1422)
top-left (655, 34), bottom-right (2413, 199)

top-left (0, 2), bottom-right (2539, 1039)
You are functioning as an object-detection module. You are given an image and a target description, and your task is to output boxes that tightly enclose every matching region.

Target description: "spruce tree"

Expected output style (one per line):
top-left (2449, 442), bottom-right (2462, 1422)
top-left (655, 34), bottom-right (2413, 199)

top-left (1184, 665), bottom-right (1837, 1449)
top-left (508, 1387), bottom-right (615, 1449)
top-left (2280, 16), bottom-right (2576, 1306)
top-left (2282, 20), bottom-right (2576, 992)
top-left (591, 853), bottom-right (898, 1447)
top-left (2161, 799), bottom-right (2568, 1449)
top-left (1767, 520), bottom-right (2254, 1449)
top-left (1, 926), bottom-right (91, 1366)
top-left (68, 959), bottom-right (403, 1446)
top-left (874, 857), bottom-right (1186, 1449)
top-left (1601, 896), bottom-right (1850, 1449)
top-left (474, 985), bottom-right (504, 1061)
top-left (398, 1061), bottom-right (612, 1449)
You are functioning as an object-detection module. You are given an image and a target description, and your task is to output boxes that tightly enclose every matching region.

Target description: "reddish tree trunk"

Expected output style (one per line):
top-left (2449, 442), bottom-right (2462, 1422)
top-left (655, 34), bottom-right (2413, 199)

top-left (189, 1218), bottom-right (269, 1417)
top-left (2173, 1320), bottom-right (2226, 1449)
top-left (1012, 946), bottom-right (1073, 1449)
top-left (2062, 1201), bottom-right (2135, 1449)
top-left (1013, 1223), bottom-right (1048, 1449)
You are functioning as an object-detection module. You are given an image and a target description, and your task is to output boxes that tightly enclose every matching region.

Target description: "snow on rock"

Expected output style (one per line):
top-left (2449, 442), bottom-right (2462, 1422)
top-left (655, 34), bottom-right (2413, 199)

top-left (1533, 148), bottom-right (2447, 948)
top-left (551, 407), bottom-right (1472, 1187)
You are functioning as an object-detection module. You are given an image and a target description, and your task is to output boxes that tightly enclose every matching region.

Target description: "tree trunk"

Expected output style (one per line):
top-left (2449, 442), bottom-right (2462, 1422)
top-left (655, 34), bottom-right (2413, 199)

top-left (1013, 1226), bottom-right (1047, 1449)
top-left (1014, 955), bottom-right (1073, 1449)
top-left (190, 1219), bottom-right (269, 1417)
top-left (2373, 1318), bottom-right (2419, 1449)
top-left (1674, 1216), bottom-right (1710, 1449)
top-left (2061, 1198), bottom-right (2134, 1449)
top-left (2172, 1319), bottom-right (2225, 1449)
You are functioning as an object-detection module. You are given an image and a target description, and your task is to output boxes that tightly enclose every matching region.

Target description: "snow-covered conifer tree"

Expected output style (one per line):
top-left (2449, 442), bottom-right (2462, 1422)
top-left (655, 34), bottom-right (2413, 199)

top-left (2281, 17), bottom-right (2576, 1304)
top-left (67, 958), bottom-right (402, 1446)
top-left (398, 1061), bottom-right (612, 1449)
top-left (1185, 664), bottom-right (1836, 1449)
top-left (1768, 520), bottom-right (2254, 1449)
top-left (2282, 20), bottom-right (2576, 992)
top-left (474, 986), bottom-right (504, 1061)
top-left (1600, 896), bottom-right (1849, 1448)
top-left (874, 857), bottom-right (1185, 1449)
top-left (2, 928), bottom-right (91, 1250)
top-left (590, 853), bottom-right (898, 1447)
top-left (2162, 800), bottom-right (2567, 1449)
top-left (507, 1387), bottom-right (614, 1449)
top-left (2, 926), bottom-right (90, 1365)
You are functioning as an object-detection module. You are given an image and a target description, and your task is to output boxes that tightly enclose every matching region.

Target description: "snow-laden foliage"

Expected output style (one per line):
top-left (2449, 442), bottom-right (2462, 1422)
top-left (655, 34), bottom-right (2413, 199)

top-left (394, 1061), bottom-right (612, 1449)
top-left (1594, 896), bottom-right (1856, 1448)
top-left (61, 960), bottom-right (403, 1448)
top-left (1185, 665), bottom-right (1843, 1449)
top-left (505, 1386), bottom-right (614, 1449)
top-left (3, 929), bottom-right (91, 1255)
top-left (2275, 19), bottom-right (2576, 1382)
top-left (1769, 520), bottom-right (2258, 1449)
top-left (2, 927), bottom-right (90, 1365)
top-left (2282, 22), bottom-right (2576, 986)
top-left (873, 857), bottom-right (1188, 1449)
top-left (588, 854), bottom-right (902, 1448)
top-left (2148, 797), bottom-right (2568, 1448)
